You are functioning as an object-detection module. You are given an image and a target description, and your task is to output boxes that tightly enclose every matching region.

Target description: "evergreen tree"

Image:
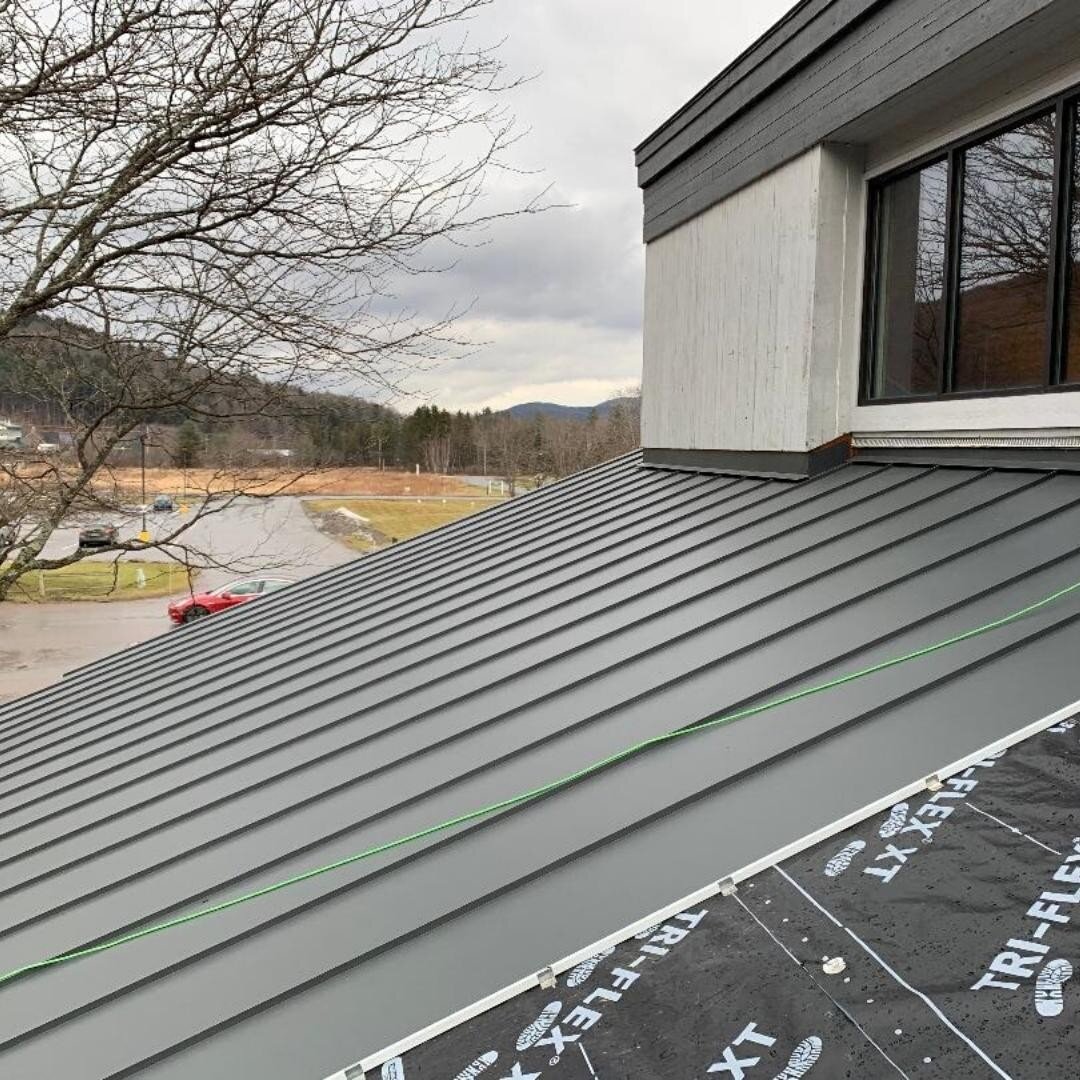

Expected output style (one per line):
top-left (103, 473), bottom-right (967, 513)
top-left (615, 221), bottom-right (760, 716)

top-left (175, 420), bottom-right (203, 469)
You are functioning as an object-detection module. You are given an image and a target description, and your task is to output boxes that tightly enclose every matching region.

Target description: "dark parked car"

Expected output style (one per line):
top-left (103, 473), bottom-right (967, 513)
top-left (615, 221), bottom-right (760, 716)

top-left (168, 577), bottom-right (293, 624)
top-left (0, 524), bottom-right (16, 550)
top-left (152, 494), bottom-right (175, 511)
top-left (78, 523), bottom-right (119, 548)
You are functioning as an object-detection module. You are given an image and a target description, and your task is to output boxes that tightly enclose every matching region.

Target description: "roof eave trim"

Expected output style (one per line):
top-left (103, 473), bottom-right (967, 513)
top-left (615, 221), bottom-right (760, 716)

top-left (633, 0), bottom-right (823, 159)
top-left (336, 692), bottom-right (1080, 1079)
top-left (634, 0), bottom-right (890, 186)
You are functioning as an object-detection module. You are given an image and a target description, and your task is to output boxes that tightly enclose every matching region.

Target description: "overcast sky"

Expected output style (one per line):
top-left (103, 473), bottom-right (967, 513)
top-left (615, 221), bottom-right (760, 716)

top-left (390, 0), bottom-right (795, 412)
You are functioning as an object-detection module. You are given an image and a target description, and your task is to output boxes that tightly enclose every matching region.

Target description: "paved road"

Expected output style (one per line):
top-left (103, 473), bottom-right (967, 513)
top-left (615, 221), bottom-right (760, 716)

top-left (0, 497), bottom-right (354, 705)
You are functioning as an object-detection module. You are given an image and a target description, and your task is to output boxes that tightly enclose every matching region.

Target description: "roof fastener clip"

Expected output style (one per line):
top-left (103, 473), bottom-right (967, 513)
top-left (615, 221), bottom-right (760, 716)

top-left (718, 877), bottom-right (738, 897)
top-left (924, 774), bottom-right (944, 793)
top-left (343, 1065), bottom-right (365, 1080)
top-left (536, 966), bottom-right (557, 989)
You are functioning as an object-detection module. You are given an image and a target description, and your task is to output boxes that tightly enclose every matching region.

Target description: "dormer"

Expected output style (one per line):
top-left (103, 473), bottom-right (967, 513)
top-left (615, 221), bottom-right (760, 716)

top-left (637, 0), bottom-right (1080, 477)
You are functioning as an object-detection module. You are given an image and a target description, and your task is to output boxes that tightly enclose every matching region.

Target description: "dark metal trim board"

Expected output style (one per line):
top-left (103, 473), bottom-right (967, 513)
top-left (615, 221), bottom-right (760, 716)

top-left (643, 442), bottom-right (851, 479)
top-left (851, 447), bottom-right (1080, 472)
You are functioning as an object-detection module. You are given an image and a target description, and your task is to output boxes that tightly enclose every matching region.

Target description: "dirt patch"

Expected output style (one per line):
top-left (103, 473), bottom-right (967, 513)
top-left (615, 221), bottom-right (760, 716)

top-left (312, 506), bottom-right (382, 552)
top-left (100, 467), bottom-right (477, 498)
top-left (305, 496), bottom-right (504, 552)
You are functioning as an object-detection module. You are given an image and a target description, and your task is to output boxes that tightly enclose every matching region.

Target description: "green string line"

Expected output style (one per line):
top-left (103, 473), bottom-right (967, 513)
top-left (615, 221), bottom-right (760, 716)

top-left (3, 575), bottom-right (1080, 990)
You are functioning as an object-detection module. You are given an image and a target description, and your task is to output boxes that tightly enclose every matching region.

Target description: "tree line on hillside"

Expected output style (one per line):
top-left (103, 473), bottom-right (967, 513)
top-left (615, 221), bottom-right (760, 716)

top-left (224, 394), bottom-right (640, 483)
top-left (378, 400), bottom-right (642, 485)
top-left (2, 352), bottom-right (641, 486)
top-left (0, 317), bottom-right (639, 483)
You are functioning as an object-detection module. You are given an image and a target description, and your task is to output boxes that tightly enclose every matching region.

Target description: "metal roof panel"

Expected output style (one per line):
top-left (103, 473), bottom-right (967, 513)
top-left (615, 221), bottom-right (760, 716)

top-left (1, 457), bottom-right (1079, 1077)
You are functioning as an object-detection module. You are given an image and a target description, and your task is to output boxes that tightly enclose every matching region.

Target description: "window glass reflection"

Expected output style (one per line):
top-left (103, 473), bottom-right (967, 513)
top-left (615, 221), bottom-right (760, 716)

top-left (1065, 105), bottom-right (1080, 381)
top-left (869, 162), bottom-right (948, 398)
top-left (954, 114), bottom-right (1055, 391)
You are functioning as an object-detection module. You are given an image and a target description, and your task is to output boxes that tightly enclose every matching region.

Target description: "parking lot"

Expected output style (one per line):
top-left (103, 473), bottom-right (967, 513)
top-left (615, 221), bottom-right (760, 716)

top-left (0, 497), bottom-right (354, 703)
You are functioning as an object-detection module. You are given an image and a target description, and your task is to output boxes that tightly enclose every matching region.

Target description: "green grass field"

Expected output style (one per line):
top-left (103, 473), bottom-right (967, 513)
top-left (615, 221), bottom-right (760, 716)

top-left (306, 497), bottom-right (505, 551)
top-left (5, 560), bottom-right (195, 602)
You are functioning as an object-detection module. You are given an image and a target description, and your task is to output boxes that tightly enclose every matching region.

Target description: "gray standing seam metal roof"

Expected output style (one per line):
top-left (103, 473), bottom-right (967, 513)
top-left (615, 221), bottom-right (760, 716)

top-left (3, 453), bottom-right (1080, 1078)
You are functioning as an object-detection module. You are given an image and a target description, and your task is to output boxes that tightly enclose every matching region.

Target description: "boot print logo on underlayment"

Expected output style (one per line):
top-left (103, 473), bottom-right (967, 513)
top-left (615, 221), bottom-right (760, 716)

top-left (878, 803), bottom-right (910, 839)
top-left (516, 1002), bottom-right (561, 1051)
top-left (774, 1037), bottom-right (823, 1079)
top-left (824, 840), bottom-right (866, 878)
top-left (565, 948), bottom-right (615, 988)
top-left (1035, 958), bottom-right (1073, 1017)
top-left (451, 1052), bottom-right (499, 1080)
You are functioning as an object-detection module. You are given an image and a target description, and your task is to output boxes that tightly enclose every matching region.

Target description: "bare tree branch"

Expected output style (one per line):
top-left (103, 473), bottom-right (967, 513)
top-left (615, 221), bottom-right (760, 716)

top-left (0, 0), bottom-right (541, 599)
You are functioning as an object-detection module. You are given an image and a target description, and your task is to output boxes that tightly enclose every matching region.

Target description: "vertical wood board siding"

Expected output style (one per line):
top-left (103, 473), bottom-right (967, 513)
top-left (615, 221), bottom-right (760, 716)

top-left (642, 150), bottom-right (821, 453)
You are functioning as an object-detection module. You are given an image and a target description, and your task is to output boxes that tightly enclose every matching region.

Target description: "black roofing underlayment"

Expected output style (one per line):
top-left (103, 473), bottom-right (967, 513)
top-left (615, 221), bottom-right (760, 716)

top-left (396, 717), bottom-right (1080, 1080)
top-left (2, 453), bottom-right (1080, 1077)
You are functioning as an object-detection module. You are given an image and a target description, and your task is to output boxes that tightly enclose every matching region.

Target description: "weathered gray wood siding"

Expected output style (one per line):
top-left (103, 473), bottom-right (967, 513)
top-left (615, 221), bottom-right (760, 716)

top-left (642, 145), bottom-right (864, 454)
top-left (639, 0), bottom-right (1066, 241)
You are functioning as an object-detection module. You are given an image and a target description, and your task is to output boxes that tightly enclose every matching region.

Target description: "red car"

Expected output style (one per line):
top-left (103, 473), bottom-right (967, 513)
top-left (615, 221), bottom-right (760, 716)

top-left (168, 577), bottom-right (293, 624)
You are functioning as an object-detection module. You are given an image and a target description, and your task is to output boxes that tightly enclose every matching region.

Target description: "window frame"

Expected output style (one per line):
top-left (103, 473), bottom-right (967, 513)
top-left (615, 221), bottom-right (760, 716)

top-left (859, 90), bottom-right (1079, 406)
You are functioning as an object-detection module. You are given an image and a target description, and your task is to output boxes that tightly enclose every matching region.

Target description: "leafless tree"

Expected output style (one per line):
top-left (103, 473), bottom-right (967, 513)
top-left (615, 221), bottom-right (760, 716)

top-left (490, 411), bottom-right (526, 495)
top-left (420, 433), bottom-right (451, 474)
top-left (0, 0), bottom-right (531, 600)
top-left (602, 384), bottom-right (641, 457)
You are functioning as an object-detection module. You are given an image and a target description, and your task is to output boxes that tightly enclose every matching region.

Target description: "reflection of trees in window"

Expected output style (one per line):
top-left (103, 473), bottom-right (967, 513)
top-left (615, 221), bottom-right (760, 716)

top-left (862, 97), bottom-right (1080, 402)
top-left (912, 170), bottom-right (949, 388)
top-left (1067, 105), bottom-right (1080, 382)
top-left (955, 114), bottom-right (1055, 391)
top-left (870, 161), bottom-right (948, 398)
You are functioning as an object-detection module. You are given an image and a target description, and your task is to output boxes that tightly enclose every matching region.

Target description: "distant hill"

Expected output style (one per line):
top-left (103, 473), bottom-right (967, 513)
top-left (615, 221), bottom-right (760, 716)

top-left (503, 397), bottom-right (636, 420)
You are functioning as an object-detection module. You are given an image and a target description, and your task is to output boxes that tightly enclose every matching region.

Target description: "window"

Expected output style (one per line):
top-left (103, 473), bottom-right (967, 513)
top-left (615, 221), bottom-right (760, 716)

top-left (862, 96), bottom-right (1080, 403)
top-left (223, 580), bottom-right (260, 596)
top-left (1066, 102), bottom-right (1080, 383)
top-left (954, 114), bottom-right (1055, 391)
top-left (867, 160), bottom-right (948, 398)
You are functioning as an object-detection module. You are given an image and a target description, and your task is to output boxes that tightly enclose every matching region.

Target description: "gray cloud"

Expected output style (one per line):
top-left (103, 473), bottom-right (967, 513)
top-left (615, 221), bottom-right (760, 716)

top-left (401, 198), bottom-right (644, 331)
top-left (390, 0), bottom-right (796, 411)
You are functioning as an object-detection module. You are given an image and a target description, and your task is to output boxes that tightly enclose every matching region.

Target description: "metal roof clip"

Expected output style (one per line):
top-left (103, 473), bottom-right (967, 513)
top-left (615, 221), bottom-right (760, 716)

top-left (718, 877), bottom-right (738, 897)
top-left (343, 1066), bottom-right (365, 1080)
top-left (536, 965), bottom-right (557, 989)
top-left (924, 774), bottom-right (944, 792)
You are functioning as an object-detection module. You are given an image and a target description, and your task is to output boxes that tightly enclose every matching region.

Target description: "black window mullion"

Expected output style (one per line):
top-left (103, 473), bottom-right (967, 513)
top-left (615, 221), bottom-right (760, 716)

top-left (941, 147), bottom-right (965, 395)
top-left (860, 184), bottom-right (883, 401)
top-left (1046, 97), bottom-right (1073, 386)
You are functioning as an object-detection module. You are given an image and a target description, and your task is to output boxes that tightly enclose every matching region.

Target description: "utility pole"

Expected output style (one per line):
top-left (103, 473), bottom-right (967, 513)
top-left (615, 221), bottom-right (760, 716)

top-left (138, 425), bottom-right (150, 543)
